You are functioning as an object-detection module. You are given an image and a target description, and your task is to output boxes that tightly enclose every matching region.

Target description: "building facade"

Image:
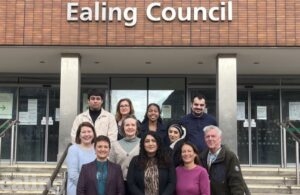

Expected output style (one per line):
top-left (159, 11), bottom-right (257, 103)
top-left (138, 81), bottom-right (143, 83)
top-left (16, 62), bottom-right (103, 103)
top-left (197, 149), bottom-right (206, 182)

top-left (0, 0), bottom-right (300, 166)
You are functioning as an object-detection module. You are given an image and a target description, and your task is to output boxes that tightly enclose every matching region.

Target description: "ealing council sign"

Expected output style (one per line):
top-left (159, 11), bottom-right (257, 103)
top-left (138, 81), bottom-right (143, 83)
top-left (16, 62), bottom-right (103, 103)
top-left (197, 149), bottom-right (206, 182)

top-left (67, 0), bottom-right (233, 27)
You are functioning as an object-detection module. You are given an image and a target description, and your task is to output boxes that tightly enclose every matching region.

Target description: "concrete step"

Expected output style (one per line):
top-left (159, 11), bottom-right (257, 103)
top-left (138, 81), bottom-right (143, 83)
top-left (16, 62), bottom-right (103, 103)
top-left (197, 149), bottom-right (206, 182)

top-left (1, 164), bottom-right (299, 194)
top-left (248, 184), bottom-right (300, 194)
top-left (252, 194), bottom-right (297, 195)
top-left (241, 166), bottom-right (300, 194)
top-left (244, 175), bottom-right (296, 185)
top-left (0, 163), bottom-right (66, 195)
top-left (0, 189), bottom-right (59, 195)
top-left (241, 167), bottom-right (296, 176)
top-left (0, 163), bottom-right (66, 173)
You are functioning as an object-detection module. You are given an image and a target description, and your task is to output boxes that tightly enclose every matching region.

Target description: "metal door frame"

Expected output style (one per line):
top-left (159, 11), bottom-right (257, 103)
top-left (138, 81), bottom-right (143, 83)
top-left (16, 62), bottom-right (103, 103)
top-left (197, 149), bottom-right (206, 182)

top-left (13, 86), bottom-right (57, 163)
top-left (240, 87), bottom-right (282, 166)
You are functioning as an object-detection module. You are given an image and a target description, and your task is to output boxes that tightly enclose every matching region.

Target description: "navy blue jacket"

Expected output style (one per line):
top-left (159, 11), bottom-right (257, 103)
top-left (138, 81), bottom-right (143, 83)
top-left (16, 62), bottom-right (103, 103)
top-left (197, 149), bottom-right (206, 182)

top-left (180, 113), bottom-right (217, 152)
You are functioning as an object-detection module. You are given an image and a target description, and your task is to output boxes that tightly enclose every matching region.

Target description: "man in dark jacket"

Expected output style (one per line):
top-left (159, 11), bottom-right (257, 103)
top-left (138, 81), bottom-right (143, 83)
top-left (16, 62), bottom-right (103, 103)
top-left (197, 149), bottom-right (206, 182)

top-left (200, 125), bottom-right (250, 195)
top-left (180, 94), bottom-right (217, 152)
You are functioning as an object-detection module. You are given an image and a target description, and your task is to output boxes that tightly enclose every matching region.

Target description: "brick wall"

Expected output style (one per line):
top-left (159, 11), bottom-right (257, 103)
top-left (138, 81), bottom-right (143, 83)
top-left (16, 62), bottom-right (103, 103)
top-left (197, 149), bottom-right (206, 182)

top-left (0, 0), bottom-right (299, 46)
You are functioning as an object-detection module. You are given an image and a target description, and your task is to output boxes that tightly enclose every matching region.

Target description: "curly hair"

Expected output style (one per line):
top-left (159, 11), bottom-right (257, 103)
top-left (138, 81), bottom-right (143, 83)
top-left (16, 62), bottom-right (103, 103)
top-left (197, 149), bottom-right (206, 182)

top-left (141, 103), bottom-right (163, 124)
top-left (136, 131), bottom-right (171, 169)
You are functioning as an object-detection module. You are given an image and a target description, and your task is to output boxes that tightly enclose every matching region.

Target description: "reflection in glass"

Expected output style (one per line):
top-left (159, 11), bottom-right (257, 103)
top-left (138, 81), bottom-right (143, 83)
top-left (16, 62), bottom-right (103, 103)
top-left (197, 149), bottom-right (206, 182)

top-left (282, 90), bottom-right (300, 164)
top-left (110, 78), bottom-right (185, 123)
top-left (149, 78), bottom-right (185, 123)
top-left (17, 88), bottom-right (47, 161)
top-left (237, 91), bottom-right (249, 164)
top-left (110, 90), bottom-right (147, 121)
top-left (47, 88), bottom-right (60, 162)
top-left (0, 87), bottom-right (17, 160)
top-left (251, 90), bottom-right (281, 165)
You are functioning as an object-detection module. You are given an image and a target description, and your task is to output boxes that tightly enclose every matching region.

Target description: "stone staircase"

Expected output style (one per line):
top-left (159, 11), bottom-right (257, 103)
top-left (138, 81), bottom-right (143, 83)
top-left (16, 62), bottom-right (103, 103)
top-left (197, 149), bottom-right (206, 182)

top-left (242, 166), bottom-right (300, 194)
top-left (0, 163), bottom-right (66, 195)
top-left (0, 163), bottom-right (300, 194)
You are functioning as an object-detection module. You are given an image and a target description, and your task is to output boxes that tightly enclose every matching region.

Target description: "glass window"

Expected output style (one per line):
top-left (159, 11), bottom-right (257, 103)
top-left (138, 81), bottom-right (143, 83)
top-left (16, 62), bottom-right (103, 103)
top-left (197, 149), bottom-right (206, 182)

top-left (110, 78), bottom-right (147, 121)
top-left (110, 77), bottom-right (185, 122)
top-left (148, 78), bottom-right (185, 123)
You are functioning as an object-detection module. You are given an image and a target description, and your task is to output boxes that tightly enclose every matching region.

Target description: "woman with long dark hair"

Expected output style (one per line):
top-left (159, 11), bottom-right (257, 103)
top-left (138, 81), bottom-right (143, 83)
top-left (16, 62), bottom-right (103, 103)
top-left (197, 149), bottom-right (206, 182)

top-left (127, 131), bottom-right (176, 195)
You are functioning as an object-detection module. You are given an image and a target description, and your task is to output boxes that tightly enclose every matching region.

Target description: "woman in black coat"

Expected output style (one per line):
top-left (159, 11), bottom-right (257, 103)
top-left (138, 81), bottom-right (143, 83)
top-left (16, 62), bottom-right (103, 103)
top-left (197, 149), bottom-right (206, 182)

top-left (127, 131), bottom-right (176, 195)
top-left (139, 103), bottom-right (169, 147)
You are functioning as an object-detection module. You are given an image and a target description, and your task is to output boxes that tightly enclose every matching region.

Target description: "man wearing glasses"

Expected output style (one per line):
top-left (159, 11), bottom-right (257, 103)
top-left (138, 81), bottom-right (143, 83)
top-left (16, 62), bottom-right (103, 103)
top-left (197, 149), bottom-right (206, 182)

top-left (71, 89), bottom-right (118, 143)
top-left (180, 94), bottom-right (217, 152)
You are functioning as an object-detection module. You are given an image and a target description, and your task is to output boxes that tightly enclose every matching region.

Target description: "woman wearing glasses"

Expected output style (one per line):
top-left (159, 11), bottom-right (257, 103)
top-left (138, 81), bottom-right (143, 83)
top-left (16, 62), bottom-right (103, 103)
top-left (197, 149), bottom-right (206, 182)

top-left (115, 98), bottom-right (136, 140)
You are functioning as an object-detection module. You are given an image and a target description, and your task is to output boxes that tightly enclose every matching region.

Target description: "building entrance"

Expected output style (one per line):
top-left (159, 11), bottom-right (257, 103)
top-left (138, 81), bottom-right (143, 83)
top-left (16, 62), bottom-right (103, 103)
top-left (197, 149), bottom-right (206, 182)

top-left (0, 87), bottom-right (60, 162)
top-left (16, 87), bottom-right (59, 162)
top-left (237, 89), bottom-right (281, 165)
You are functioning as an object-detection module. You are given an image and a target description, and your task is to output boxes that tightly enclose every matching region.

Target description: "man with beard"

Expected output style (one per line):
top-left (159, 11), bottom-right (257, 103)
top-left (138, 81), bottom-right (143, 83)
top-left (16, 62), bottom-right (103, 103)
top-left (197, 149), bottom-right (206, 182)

top-left (71, 89), bottom-right (118, 143)
top-left (180, 94), bottom-right (217, 152)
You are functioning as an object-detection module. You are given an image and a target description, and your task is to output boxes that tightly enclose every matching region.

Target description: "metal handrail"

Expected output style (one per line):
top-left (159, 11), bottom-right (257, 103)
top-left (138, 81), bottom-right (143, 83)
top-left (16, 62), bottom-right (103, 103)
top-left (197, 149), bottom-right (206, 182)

top-left (0, 119), bottom-right (19, 165)
top-left (281, 121), bottom-right (300, 185)
top-left (42, 143), bottom-right (72, 195)
top-left (0, 119), bottom-right (17, 137)
top-left (286, 121), bottom-right (300, 143)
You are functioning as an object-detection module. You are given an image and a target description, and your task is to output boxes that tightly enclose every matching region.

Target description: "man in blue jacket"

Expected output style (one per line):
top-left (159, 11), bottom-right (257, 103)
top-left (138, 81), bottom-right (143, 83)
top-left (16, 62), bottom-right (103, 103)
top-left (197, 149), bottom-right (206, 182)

top-left (180, 94), bottom-right (217, 152)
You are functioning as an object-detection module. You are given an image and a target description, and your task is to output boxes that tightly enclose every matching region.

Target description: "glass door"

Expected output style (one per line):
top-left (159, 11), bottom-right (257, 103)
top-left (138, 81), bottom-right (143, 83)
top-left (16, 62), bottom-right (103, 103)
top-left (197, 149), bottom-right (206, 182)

top-left (251, 90), bottom-right (281, 164)
top-left (281, 89), bottom-right (300, 165)
top-left (238, 89), bottom-right (281, 165)
top-left (47, 88), bottom-right (60, 162)
top-left (237, 91), bottom-right (249, 164)
top-left (16, 87), bottom-right (59, 162)
top-left (0, 87), bottom-right (17, 161)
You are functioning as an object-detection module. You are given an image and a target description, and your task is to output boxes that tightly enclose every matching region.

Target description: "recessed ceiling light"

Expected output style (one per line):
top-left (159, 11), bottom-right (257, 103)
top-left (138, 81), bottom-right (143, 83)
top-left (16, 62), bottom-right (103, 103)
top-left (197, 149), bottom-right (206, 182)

top-left (40, 61), bottom-right (45, 64)
top-left (94, 61), bottom-right (100, 64)
top-left (254, 62), bottom-right (260, 64)
top-left (145, 61), bottom-right (151, 64)
top-left (197, 61), bottom-right (203, 64)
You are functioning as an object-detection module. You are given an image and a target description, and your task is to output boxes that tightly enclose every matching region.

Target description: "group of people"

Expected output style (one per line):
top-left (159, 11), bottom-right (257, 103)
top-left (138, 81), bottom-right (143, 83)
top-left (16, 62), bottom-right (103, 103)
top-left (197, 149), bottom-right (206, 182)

top-left (66, 89), bottom-right (250, 195)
